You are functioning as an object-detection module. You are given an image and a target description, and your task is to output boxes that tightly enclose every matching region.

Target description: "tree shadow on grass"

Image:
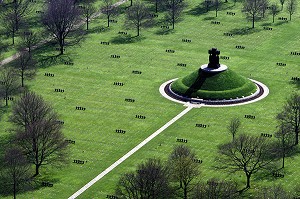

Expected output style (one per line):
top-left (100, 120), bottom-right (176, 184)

top-left (290, 79), bottom-right (300, 90)
top-left (85, 25), bottom-right (110, 35)
top-left (110, 34), bottom-right (145, 44)
top-left (187, 4), bottom-right (209, 16)
top-left (228, 27), bottom-right (261, 35)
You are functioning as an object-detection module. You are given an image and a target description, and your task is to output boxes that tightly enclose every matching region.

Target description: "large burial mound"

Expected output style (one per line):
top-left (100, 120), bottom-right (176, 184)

top-left (171, 48), bottom-right (257, 100)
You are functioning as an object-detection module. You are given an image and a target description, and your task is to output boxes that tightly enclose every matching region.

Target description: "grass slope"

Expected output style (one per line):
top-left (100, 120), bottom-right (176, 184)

top-left (171, 68), bottom-right (257, 99)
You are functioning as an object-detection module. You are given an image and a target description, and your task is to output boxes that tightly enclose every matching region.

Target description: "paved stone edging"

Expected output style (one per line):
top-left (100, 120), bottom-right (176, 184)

top-left (159, 78), bottom-right (269, 107)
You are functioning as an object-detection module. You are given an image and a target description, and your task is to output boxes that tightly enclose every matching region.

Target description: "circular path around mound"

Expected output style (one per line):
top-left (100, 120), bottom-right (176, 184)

top-left (160, 78), bottom-right (269, 107)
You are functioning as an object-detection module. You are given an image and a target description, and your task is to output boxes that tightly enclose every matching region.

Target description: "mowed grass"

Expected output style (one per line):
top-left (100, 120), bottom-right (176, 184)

top-left (1, 0), bottom-right (300, 198)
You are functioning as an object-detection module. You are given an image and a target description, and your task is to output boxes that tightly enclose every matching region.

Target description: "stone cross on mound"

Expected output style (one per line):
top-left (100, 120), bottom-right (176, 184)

top-left (208, 48), bottom-right (220, 69)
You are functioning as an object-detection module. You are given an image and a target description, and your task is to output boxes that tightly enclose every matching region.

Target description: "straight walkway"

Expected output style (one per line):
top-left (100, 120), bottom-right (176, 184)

top-left (68, 106), bottom-right (194, 199)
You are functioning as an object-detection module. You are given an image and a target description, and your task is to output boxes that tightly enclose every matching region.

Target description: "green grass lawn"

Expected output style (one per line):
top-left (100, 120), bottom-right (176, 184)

top-left (1, 0), bottom-right (300, 198)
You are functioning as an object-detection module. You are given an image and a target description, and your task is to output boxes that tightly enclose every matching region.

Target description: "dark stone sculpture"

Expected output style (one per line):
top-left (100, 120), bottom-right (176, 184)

top-left (208, 48), bottom-right (220, 69)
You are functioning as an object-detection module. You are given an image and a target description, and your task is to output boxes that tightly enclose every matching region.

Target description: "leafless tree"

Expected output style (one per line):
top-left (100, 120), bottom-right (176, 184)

top-left (256, 184), bottom-right (293, 199)
top-left (10, 91), bottom-right (68, 176)
top-left (42, 0), bottom-right (81, 55)
top-left (213, 0), bottom-right (222, 17)
top-left (279, 0), bottom-right (285, 10)
top-left (15, 51), bottom-right (36, 87)
top-left (101, 0), bottom-right (119, 27)
top-left (286, 0), bottom-right (297, 21)
top-left (274, 122), bottom-right (295, 168)
top-left (217, 134), bottom-right (273, 189)
top-left (19, 30), bottom-right (39, 55)
top-left (124, 1), bottom-right (153, 36)
top-left (116, 158), bottom-right (173, 199)
top-left (2, 147), bottom-right (31, 199)
top-left (269, 3), bottom-right (280, 23)
top-left (242, 0), bottom-right (268, 28)
top-left (2, 10), bottom-right (18, 45)
top-left (168, 145), bottom-right (199, 199)
top-left (227, 117), bottom-right (241, 141)
top-left (79, 0), bottom-right (96, 30)
top-left (202, 0), bottom-right (212, 12)
top-left (261, 0), bottom-right (269, 18)
top-left (0, 67), bottom-right (19, 106)
top-left (192, 178), bottom-right (239, 199)
top-left (164, 0), bottom-right (186, 29)
top-left (277, 93), bottom-right (300, 145)
top-left (150, 0), bottom-right (162, 13)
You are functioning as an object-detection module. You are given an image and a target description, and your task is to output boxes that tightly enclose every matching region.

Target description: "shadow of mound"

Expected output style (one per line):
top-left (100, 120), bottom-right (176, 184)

top-left (229, 27), bottom-right (261, 35)
top-left (187, 5), bottom-right (208, 16)
top-left (155, 28), bottom-right (174, 35)
top-left (203, 16), bottom-right (215, 21)
top-left (110, 34), bottom-right (144, 44)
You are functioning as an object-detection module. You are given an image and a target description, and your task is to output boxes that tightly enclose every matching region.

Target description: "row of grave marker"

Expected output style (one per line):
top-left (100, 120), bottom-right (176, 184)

top-left (73, 159), bottom-right (85, 164)
top-left (45, 73), bottom-right (54, 77)
top-left (76, 106), bottom-right (86, 111)
top-left (125, 98), bottom-right (135, 102)
top-left (195, 123), bottom-right (208, 128)
top-left (106, 195), bottom-right (118, 199)
top-left (114, 82), bottom-right (124, 86)
top-left (54, 88), bottom-right (64, 93)
top-left (65, 139), bottom-right (75, 144)
top-left (245, 114), bottom-right (255, 119)
top-left (3, 97), bottom-right (14, 101)
top-left (177, 138), bottom-right (188, 143)
top-left (116, 129), bottom-right (126, 134)
top-left (291, 77), bottom-right (300, 81)
top-left (136, 115), bottom-right (146, 119)
top-left (41, 181), bottom-right (53, 187)
top-left (261, 133), bottom-right (272, 138)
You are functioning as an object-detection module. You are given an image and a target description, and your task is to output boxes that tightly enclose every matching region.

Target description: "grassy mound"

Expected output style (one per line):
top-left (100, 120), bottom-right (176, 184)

top-left (171, 68), bottom-right (257, 100)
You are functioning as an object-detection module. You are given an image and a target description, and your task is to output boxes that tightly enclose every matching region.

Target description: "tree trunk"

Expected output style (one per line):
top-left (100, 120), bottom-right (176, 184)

top-left (246, 173), bottom-right (251, 188)
top-left (216, 9), bottom-right (218, 17)
top-left (295, 126), bottom-right (299, 145)
top-left (155, 0), bottom-right (158, 13)
top-left (21, 69), bottom-right (24, 87)
top-left (107, 14), bottom-right (110, 27)
top-left (5, 90), bottom-right (8, 106)
top-left (273, 14), bottom-right (275, 23)
top-left (13, 178), bottom-right (16, 199)
top-left (183, 185), bottom-right (188, 199)
top-left (252, 14), bottom-right (255, 28)
top-left (289, 13), bottom-right (292, 21)
top-left (34, 164), bottom-right (40, 177)
top-left (86, 16), bottom-right (89, 30)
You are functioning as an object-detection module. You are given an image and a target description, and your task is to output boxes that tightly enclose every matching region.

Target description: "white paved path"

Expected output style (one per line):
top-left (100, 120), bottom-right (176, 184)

top-left (68, 106), bottom-right (194, 199)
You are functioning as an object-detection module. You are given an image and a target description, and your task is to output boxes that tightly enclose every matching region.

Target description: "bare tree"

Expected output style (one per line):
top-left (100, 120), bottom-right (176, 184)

top-left (150, 0), bottom-right (162, 13)
top-left (168, 145), bottom-right (199, 199)
top-left (286, 0), bottom-right (297, 21)
top-left (101, 0), bottom-right (119, 27)
top-left (242, 0), bottom-right (268, 28)
top-left (2, 10), bottom-right (18, 45)
top-left (164, 0), bottom-right (186, 29)
top-left (213, 0), bottom-right (222, 17)
top-left (227, 117), bottom-right (241, 141)
top-left (274, 122), bottom-right (294, 168)
top-left (192, 178), bottom-right (239, 199)
top-left (256, 184), bottom-right (293, 199)
top-left (15, 51), bottom-right (36, 87)
top-left (19, 30), bottom-right (39, 56)
top-left (269, 3), bottom-right (280, 23)
top-left (116, 158), bottom-right (173, 199)
top-left (279, 0), bottom-right (285, 10)
top-left (0, 67), bottom-right (19, 106)
top-left (277, 93), bottom-right (300, 145)
top-left (124, 1), bottom-right (153, 36)
top-left (202, 0), bottom-right (213, 12)
top-left (10, 91), bottom-right (68, 176)
top-left (79, 0), bottom-right (96, 30)
top-left (217, 134), bottom-right (273, 189)
top-left (42, 0), bottom-right (81, 55)
top-left (2, 147), bottom-right (31, 199)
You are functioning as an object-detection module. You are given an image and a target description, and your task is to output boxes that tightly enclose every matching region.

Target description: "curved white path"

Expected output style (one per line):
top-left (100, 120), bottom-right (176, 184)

top-left (68, 106), bottom-right (194, 199)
